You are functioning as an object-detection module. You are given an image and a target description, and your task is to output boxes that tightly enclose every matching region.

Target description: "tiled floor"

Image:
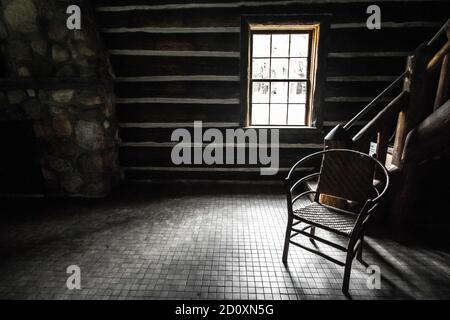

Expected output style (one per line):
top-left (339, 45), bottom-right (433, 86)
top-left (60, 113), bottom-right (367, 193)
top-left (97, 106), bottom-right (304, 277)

top-left (0, 182), bottom-right (449, 300)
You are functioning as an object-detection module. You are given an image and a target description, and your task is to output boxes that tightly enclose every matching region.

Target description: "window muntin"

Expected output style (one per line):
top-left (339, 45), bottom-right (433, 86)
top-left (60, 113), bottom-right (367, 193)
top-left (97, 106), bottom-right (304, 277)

top-left (249, 29), bottom-right (315, 126)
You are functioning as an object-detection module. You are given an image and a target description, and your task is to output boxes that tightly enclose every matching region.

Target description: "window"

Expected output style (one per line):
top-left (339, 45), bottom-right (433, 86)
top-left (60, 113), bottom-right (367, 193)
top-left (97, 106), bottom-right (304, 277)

top-left (243, 22), bottom-right (321, 127)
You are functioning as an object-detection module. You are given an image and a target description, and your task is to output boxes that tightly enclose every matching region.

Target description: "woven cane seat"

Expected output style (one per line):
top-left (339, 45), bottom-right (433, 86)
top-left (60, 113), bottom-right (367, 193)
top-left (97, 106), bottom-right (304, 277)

top-left (293, 202), bottom-right (357, 236)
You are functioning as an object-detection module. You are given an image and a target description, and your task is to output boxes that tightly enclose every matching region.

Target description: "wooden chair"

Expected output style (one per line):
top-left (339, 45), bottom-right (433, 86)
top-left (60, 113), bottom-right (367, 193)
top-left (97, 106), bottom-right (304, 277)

top-left (282, 149), bottom-right (390, 293)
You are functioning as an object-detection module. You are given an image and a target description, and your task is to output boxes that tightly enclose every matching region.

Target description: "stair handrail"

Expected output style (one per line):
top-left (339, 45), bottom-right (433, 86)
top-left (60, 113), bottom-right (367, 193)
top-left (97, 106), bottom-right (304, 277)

top-left (343, 18), bottom-right (450, 131)
top-left (343, 73), bottom-right (406, 130)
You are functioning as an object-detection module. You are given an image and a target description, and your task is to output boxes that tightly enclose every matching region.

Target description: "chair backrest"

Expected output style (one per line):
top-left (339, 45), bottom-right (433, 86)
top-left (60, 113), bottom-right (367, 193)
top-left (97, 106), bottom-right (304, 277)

top-left (316, 150), bottom-right (377, 204)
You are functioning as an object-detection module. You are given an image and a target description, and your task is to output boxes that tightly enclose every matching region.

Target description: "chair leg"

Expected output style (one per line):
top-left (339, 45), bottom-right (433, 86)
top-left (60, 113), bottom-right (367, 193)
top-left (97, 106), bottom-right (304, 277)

top-left (342, 250), bottom-right (355, 294)
top-left (282, 216), bottom-right (293, 265)
top-left (357, 237), bottom-right (364, 262)
top-left (310, 226), bottom-right (316, 244)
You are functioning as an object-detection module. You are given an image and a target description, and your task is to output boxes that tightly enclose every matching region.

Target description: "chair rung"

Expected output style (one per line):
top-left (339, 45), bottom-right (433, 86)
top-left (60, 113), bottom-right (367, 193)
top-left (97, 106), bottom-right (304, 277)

top-left (289, 240), bottom-right (346, 267)
top-left (291, 227), bottom-right (347, 252)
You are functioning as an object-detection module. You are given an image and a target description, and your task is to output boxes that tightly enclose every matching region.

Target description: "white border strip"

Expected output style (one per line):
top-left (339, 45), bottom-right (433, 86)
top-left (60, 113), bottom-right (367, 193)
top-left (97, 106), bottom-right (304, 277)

top-left (115, 76), bottom-right (240, 82)
top-left (103, 27), bottom-right (240, 33)
top-left (127, 179), bottom-right (284, 185)
top-left (328, 52), bottom-right (410, 58)
top-left (109, 49), bottom-right (240, 58)
top-left (323, 121), bottom-right (367, 126)
top-left (121, 141), bottom-right (324, 149)
top-left (97, 0), bottom-right (442, 12)
top-left (326, 76), bottom-right (397, 82)
top-left (123, 166), bottom-right (309, 172)
top-left (116, 75), bottom-right (393, 83)
top-left (325, 97), bottom-right (391, 102)
top-left (103, 22), bottom-right (441, 33)
top-left (111, 49), bottom-right (409, 58)
top-left (116, 98), bottom-right (240, 104)
top-left (331, 21), bottom-right (442, 29)
top-left (119, 122), bottom-right (240, 128)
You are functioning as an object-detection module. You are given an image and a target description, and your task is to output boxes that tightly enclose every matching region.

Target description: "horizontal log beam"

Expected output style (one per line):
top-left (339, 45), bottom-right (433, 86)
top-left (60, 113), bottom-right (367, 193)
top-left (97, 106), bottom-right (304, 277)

top-left (116, 98), bottom-right (239, 104)
top-left (110, 56), bottom-right (239, 76)
top-left (109, 49), bottom-right (240, 58)
top-left (100, 22), bottom-right (442, 33)
top-left (96, 0), bottom-right (446, 12)
top-left (115, 81), bottom-right (240, 99)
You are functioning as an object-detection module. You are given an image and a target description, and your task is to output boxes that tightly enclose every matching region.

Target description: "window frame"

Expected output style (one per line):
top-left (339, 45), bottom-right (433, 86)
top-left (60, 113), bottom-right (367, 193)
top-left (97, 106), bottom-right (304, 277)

top-left (240, 15), bottom-right (330, 130)
top-left (249, 29), bottom-right (314, 126)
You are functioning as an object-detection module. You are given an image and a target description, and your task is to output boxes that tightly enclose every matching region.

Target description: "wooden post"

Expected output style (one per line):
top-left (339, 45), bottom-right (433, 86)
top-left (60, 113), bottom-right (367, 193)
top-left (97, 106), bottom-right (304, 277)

top-left (434, 53), bottom-right (450, 110)
top-left (392, 44), bottom-right (436, 169)
top-left (375, 127), bottom-right (389, 179)
top-left (390, 44), bottom-right (441, 234)
top-left (323, 124), bottom-right (353, 150)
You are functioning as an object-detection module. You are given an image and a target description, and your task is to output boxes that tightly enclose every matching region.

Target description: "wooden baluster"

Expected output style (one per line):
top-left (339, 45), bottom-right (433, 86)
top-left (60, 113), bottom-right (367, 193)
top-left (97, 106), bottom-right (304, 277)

top-left (375, 127), bottom-right (389, 180)
top-left (434, 53), bottom-right (450, 110)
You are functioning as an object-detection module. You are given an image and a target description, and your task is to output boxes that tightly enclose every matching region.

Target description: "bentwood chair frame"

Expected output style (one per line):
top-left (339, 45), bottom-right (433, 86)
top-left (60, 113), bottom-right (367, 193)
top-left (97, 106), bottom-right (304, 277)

top-left (282, 149), bottom-right (390, 293)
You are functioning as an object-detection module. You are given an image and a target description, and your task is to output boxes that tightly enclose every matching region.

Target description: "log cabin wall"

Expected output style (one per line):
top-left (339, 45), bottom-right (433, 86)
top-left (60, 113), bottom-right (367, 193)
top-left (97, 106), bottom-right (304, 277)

top-left (93, 0), bottom-right (449, 181)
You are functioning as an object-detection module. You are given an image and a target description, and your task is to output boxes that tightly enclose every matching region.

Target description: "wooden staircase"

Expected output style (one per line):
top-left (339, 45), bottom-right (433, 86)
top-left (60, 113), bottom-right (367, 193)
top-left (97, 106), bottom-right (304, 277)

top-left (325, 18), bottom-right (450, 234)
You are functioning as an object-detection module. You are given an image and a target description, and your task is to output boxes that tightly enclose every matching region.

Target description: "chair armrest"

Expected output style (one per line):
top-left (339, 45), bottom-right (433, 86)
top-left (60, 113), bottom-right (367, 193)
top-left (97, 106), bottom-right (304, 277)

top-left (288, 172), bottom-right (320, 195)
top-left (292, 190), bottom-right (317, 206)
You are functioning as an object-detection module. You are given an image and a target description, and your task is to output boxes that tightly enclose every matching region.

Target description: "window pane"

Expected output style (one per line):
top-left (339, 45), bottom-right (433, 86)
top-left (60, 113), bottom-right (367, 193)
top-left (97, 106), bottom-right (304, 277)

top-left (290, 34), bottom-right (309, 57)
top-left (271, 34), bottom-right (290, 57)
top-left (270, 58), bottom-right (289, 79)
top-left (288, 104), bottom-right (306, 125)
top-left (253, 34), bottom-right (271, 57)
top-left (289, 82), bottom-right (307, 103)
top-left (271, 82), bottom-right (288, 103)
top-left (270, 104), bottom-right (288, 125)
top-left (252, 104), bottom-right (269, 125)
top-left (289, 58), bottom-right (308, 79)
top-left (252, 82), bottom-right (270, 103)
top-left (252, 59), bottom-right (270, 79)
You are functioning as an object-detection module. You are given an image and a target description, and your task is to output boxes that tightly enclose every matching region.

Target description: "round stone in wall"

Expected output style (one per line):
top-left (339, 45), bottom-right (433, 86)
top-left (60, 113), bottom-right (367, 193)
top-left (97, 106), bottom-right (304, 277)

top-left (52, 45), bottom-right (70, 63)
top-left (17, 66), bottom-right (31, 77)
top-left (51, 89), bottom-right (74, 103)
top-left (75, 120), bottom-right (105, 150)
top-left (61, 174), bottom-right (84, 194)
top-left (31, 39), bottom-right (48, 56)
top-left (4, 0), bottom-right (38, 33)
top-left (53, 115), bottom-right (73, 137)
top-left (48, 157), bottom-right (73, 173)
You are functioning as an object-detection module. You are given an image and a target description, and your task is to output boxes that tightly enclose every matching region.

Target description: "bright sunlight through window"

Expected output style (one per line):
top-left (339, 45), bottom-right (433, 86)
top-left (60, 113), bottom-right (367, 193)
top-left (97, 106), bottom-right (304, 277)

top-left (249, 27), bottom-right (317, 126)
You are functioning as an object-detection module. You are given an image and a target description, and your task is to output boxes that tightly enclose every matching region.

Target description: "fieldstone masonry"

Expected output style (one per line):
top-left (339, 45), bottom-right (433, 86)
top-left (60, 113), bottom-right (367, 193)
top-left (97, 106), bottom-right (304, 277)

top-left (0, 0), bottom-right (120, 197)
